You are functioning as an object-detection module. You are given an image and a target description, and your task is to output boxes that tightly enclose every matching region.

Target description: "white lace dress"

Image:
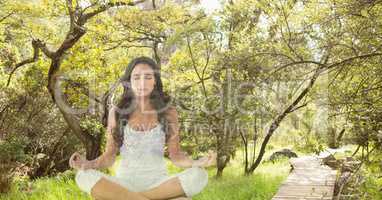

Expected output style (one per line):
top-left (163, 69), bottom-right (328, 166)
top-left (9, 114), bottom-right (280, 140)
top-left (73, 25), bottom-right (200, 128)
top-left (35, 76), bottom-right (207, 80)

top-left (75, 123), bottom-right (209, 198)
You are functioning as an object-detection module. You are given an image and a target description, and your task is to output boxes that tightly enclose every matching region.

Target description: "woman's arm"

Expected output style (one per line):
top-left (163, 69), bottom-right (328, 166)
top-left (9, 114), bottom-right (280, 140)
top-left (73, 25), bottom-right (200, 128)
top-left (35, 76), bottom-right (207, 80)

top-left (165, 106), bottom-right (196, 168)
top-left (85, 105), bottom-right (119, 170)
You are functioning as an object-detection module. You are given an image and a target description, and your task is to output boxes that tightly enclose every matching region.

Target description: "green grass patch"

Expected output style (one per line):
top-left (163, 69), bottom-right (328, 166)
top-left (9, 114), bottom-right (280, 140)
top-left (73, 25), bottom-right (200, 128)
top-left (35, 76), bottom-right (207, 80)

top-left (0, 153), bottom-right (290, 200)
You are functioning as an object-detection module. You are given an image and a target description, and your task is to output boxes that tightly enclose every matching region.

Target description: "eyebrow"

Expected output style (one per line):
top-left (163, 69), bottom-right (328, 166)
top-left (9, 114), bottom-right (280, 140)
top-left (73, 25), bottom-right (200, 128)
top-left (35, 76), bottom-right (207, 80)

top-left (132, 73), bottom-right (154, 76)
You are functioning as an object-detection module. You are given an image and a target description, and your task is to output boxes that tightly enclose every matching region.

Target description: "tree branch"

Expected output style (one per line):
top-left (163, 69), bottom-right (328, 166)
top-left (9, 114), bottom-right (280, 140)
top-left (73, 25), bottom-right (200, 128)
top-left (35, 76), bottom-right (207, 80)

top-left (6, 39), bottom-right (54, 87)
top-left (0, 11), bottom-right (14, 23)
top-left (326, 52), bottom-right (382, 70)
top-left (80, 0), bottom-right (146, 24)
top-left (66, 0), bottom-right (75, 31)
top-left (289, 102), bottom-right (308, 113)
top-left (186, 36), bottom-right (208, 97)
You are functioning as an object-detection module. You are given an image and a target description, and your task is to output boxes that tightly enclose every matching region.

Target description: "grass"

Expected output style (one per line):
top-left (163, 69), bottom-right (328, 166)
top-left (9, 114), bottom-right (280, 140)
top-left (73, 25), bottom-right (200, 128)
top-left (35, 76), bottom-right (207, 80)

top-left (0, 149), bottom-right (291, 200)
top-left (195, 160), bottom-right (290, 200)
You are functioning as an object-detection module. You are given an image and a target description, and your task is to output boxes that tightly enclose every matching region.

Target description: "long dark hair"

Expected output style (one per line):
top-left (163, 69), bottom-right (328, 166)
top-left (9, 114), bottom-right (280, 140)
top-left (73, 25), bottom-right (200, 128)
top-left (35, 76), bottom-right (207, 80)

top-left (111, 56), bottom-right (172, 149)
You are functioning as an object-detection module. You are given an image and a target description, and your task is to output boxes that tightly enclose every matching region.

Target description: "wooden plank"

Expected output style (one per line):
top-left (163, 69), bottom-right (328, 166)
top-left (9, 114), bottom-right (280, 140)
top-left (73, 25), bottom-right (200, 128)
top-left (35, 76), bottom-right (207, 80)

top-left (275, 185), bottom-right (333, 195)
top-left (273, 196), bottom-right (333, 200)
top-left (272, 156), bottom-right (337, 200)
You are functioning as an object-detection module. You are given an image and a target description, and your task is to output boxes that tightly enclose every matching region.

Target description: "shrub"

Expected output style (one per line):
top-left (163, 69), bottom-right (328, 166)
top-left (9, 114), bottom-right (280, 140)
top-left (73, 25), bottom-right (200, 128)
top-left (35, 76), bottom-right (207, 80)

top-left (0, 136), bottom-right (29, 193)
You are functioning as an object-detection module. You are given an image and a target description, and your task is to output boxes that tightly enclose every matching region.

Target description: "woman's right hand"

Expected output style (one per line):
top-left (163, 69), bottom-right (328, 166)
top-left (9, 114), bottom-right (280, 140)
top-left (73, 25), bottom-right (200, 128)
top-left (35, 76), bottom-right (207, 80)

top-left (69, 152), bottom-right (91, 170)
top-left (193, 150), bottom-right (217, 168)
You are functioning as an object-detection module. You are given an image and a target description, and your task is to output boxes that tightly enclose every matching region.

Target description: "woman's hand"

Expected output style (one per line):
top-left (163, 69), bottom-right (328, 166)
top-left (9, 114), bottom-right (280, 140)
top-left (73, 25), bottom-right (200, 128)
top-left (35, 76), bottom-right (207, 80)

top-left (69, 152), bottom-right (92, 170)
top-left (193, 150), bottom-right (217, 168)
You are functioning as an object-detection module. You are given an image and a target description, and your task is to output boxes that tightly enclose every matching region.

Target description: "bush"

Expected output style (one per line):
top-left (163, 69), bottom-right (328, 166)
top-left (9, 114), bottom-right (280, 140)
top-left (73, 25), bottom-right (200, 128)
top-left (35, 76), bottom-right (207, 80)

top-left (0, 136), bottom-right (29, 193)
top-left (293, 130), bottom-right (325, 154)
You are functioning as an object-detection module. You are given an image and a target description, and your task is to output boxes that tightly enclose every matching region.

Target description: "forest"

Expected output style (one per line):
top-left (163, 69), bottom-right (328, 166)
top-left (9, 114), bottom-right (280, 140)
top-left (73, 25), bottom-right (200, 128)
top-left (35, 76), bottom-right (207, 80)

top-left (0, 0), bottom-right (381, 199)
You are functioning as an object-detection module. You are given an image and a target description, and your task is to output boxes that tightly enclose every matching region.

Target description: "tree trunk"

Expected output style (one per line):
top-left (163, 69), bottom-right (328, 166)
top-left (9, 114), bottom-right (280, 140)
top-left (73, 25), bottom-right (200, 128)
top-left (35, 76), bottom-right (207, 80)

top-left (47, 57), bottom-right (102, 160)
top-left (247, 68), bottom-right (321, 174)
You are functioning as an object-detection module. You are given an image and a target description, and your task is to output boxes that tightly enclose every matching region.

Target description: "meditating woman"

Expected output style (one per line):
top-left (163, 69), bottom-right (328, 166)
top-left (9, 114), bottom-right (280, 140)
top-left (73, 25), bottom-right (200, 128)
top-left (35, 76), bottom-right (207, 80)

top-left (69, 56), bottom-right (217, 200)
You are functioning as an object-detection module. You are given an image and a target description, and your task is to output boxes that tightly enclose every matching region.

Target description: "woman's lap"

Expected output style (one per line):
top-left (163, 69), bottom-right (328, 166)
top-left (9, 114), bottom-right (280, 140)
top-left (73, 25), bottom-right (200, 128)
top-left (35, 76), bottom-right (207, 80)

top-left (74, 167), bottom-right (208, 198)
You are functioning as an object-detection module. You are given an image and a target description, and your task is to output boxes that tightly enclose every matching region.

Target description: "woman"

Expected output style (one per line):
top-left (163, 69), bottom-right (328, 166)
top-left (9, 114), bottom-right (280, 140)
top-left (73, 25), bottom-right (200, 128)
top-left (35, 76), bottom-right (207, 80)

top-left (69, 56), bottom-right (217, 200)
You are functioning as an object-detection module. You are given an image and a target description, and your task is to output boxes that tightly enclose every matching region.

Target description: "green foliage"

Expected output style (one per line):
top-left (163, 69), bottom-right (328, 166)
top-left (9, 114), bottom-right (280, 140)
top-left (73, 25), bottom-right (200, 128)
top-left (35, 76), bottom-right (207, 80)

top-left (80, 116), bottom-right (105, 139)
top-left (1, 0), bottom-right (382, 198)
top-left (293, 130), bottom-right (325, 154)
top-left (0, 136), bottom-right (29, 165)
top-left (0, 136), bottom-right (30, 193)
top-left (341, 153), bottom-right (382, 200)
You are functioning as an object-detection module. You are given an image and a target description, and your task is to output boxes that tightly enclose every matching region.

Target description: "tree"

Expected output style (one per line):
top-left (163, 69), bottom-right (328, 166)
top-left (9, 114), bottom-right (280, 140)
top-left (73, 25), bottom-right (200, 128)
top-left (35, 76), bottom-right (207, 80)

top-left (5, 0), bottom-right (147, 160)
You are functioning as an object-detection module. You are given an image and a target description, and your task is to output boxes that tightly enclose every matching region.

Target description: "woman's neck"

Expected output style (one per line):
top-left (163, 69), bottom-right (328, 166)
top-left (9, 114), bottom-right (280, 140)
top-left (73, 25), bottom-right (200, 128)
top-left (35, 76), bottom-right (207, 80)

top-left (134, 96), bottom-right (153, 113)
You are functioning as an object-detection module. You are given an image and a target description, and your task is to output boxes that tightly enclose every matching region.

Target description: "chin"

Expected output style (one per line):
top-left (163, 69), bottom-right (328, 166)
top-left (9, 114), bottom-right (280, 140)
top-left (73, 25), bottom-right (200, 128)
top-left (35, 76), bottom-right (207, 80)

top-left (136, 93), bottom-right (150, 98)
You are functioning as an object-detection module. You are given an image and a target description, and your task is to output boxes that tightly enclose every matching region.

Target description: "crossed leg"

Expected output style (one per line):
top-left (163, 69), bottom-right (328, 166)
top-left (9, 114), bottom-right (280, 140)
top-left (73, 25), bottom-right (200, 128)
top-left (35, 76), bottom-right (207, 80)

top-left (90, 177), bottom-right (149, 200)
top-left (140, 177), bottom-right (187, 200)
top-left (90, 176), bottom-right (189, 200)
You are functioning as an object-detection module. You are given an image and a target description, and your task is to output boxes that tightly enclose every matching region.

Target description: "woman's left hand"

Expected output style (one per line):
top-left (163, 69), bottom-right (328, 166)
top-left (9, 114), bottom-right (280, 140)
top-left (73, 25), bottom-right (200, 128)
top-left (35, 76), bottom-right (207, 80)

top-left (69, 152), bottom-right (91, 170)
top-left (193, 150), bottom-right (217, 168)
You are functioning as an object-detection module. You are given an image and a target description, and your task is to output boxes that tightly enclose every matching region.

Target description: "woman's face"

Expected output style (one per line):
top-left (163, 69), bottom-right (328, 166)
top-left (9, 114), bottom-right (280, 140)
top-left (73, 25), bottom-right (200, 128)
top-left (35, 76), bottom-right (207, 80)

top-left (130, 63), bottom-right (156, 98)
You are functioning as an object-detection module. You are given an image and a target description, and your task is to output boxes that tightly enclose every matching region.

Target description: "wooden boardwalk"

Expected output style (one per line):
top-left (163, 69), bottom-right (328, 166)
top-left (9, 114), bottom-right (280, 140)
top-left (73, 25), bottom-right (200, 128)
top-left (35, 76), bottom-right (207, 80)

top-left (272, 156), bottom-right (337, 200)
